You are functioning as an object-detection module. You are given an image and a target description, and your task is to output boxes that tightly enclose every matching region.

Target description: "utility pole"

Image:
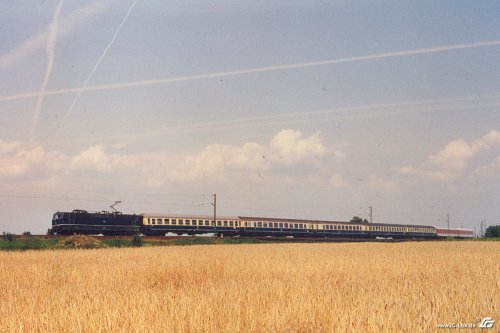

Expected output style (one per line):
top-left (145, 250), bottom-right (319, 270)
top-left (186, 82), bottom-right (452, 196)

top-left (368, 206), bottom-right (373, 223)
top-left (212, 194), bottom-right (217, 228)
top-left (480, 219), bottom-right (486, 238)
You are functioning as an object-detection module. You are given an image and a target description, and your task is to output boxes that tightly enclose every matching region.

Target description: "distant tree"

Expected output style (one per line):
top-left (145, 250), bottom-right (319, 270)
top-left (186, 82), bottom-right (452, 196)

top-left (350, 216), bottom-right (369, 223)
top-left (23, 231), bottom-right (32, 236)
top-left (485, 225), bottom-right (500, 238)
top-left (2, 232), bottom-right (15, 242)
top-left (47, 228), bottom-right (54, 236)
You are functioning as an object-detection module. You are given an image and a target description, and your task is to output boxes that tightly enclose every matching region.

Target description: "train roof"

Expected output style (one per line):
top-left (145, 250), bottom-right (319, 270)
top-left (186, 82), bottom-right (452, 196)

top-left (369, 222), bottom-right (435, 228)
top-left (141, 213), bottom-right (239, 220)
top-left (239, 216), bottom-right (435, 228)
top-left (239, 216), bottom-right (351, 225)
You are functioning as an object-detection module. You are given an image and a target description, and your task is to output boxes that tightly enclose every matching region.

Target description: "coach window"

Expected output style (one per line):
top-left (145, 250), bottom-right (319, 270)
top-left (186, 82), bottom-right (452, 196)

top-left (279, 223), bottom-right (283, 228)
top-left (186, 220), bottom-right (191, 226)
top-left (229, 221), bottom-right (234, 227)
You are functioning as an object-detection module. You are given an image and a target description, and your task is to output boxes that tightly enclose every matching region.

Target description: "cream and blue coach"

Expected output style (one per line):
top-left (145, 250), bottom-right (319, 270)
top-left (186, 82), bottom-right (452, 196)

top-left (239, 216), bottom-right (367, 238)
top-left (141, 213), bottom-right (240, 236)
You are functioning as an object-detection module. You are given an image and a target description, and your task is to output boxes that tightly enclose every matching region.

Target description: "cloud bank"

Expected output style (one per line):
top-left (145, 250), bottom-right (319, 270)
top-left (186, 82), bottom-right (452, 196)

top-left (0, 129), bottom-right (333, 187)
top-left (397, 130), bottom-right (500, 181)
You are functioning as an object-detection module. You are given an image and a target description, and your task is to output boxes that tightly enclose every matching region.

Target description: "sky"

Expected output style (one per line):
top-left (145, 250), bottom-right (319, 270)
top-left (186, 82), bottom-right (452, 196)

top-left (1, 0), bottom-right (500, 234)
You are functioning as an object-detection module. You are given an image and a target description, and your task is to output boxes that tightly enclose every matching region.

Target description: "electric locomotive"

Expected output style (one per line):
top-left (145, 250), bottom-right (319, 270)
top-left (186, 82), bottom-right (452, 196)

top-left (51, 210), bottom-right (141, 235)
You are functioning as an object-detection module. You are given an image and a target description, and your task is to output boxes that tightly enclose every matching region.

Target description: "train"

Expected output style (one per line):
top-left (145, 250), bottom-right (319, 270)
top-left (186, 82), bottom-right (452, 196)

top-left (50, 209), bottom-right (474, 239)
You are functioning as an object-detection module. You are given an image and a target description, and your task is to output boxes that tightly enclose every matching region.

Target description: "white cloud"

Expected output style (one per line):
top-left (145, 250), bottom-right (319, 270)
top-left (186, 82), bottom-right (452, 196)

top-left (0, 140), bottom-right (67, 178)
top-left (269, 129), bottom-right (326, 166)
top-left (366, 175), bottom-right (399, 192)
top-left (71, 145), bottom-right (113, 173)
top-left (397, 130), bottom-right (500, 182)
top-left (330, 174), bottom-right (349, 188)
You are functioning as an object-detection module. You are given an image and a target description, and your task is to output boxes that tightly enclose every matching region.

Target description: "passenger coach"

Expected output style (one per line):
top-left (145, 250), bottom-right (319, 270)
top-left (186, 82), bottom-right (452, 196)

top-left (141, 214), bottom-right (240, 236)
top-left (239, 216), bottom-right (366, 238)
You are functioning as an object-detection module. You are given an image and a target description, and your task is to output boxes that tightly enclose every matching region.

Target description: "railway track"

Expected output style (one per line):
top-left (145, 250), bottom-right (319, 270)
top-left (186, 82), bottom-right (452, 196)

top-left (25, 235), bottom-right (439, 242)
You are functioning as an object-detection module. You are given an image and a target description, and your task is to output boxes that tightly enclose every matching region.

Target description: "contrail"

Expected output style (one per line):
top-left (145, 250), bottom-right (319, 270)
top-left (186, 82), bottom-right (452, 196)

top-left (29, 0), bottom-right (65, 144)
top-left (41, 93), bottom-right (500, 146)
top-left (61, 0), bottom-right (139, 126)
top-left (2, 39), bottom-right (500, 103)
top-left (0, 0), bottom-right (108, 70)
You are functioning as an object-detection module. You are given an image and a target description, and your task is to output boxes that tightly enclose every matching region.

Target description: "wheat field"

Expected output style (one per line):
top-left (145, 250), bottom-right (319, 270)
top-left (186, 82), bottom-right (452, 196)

top-left (0, 242), bottom-right (498, 332)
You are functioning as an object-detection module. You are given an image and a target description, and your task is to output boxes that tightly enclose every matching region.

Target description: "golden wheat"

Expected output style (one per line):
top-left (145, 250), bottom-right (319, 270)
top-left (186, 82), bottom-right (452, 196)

top-left (0, 242), bottom-right (498, 332)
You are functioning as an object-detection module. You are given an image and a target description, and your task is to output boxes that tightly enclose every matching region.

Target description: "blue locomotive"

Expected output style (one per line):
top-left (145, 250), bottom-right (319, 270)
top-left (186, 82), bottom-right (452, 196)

top-left (51, 210), bottom-right (141, 235)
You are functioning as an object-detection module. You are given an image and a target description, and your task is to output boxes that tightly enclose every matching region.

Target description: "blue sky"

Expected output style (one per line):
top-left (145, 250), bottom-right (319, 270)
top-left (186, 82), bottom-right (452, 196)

top-left (1, 0), bottom-right (500, 234)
